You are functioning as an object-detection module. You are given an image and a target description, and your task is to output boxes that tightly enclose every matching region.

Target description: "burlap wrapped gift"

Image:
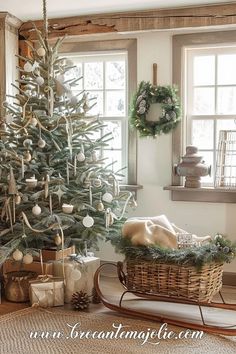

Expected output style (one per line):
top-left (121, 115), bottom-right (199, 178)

top-left (29, 276), bottom-right (64, 307)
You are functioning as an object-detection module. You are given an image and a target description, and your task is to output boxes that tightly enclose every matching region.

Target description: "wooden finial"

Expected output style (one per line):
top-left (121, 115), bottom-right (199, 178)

top-left (153, 63), bottom-right (158, 86)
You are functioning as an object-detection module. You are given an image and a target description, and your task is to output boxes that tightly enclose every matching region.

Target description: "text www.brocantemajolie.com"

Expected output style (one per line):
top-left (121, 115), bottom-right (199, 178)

top-left (29, 322), bottom-right (204, 345)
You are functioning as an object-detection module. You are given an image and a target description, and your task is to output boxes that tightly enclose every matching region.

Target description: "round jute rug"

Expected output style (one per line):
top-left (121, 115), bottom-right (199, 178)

top-left (0, 307), bottom-right (235, 354)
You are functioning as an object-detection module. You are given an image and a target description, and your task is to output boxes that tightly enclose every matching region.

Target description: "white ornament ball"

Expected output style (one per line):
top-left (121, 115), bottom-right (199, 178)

top-left (82, 214), bottom-right (94, 228)
top-left (23, 253), bottom-right (33, 264)
top-left (30, 117), bottom-right (38, 126)
top-left (37, 47), bottom-right (46, 57)
top-left (12, 249), bottom-right (23, 261)
top-left (71, 269), bottom-right (82, 281)
top-left (23, 139), bottom-right (32, 147)
top-left (36, 76), bottom-right (45, 86)
top-left (32, 204), bottom-right (41, 216)
top-left (102, 192), bottom-right (113, 203)
top-left (93, 178), bottom-right (102, 188)
top-left (24, 62), bottom-right (33, 72)
top-left (15, 195), bottom-right (21, 205)
top-left (77, 152), bottom-right (85, 162)
top-left (38, 138), bottom-right (46, 148)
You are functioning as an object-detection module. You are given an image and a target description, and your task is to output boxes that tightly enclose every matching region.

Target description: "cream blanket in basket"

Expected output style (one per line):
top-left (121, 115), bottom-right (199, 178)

top-left (122, 215), bottom-right (211, 249)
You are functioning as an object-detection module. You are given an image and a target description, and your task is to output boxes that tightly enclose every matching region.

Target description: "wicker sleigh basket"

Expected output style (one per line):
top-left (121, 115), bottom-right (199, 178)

top-left (125, 259), bottom-right (224, 302)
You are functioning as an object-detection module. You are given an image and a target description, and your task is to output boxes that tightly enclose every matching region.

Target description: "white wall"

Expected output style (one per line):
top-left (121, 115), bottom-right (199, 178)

top-left (75, 30), bottom-right (236, 272)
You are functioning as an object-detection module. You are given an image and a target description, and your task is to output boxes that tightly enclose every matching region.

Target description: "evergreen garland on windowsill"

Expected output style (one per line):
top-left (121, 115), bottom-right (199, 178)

top-left (107, 234), bottom-right (236, 269)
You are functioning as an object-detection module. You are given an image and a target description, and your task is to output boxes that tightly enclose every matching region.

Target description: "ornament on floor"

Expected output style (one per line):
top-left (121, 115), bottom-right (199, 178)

top-left (82, 214), bottom-right (94, 228)
top-left (71, 291), bottom-right (90, 310)
top-left (54, 233), bottom-right (62, 246)
top-left (37, 47), bottom-right (46, 57)
top-left (12, 249), bottom-right (23, 261)
top-left (92, 287), bottom-right (101, 304)
top-left (23, 253), bottom-right (33, 264)
top-left (32, 204), bottom-right (42, 216)
top-left (62, 203), bottom-right (74, 214)
top-left (102, 192), bottom-right (113, 203)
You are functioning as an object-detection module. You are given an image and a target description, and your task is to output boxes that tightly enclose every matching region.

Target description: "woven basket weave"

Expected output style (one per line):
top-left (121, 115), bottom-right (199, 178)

top-left (126, 259), bottom-right (224, 302)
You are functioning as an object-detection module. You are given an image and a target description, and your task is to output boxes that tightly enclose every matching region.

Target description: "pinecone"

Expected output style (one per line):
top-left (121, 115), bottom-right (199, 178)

top-left (71, 291), bottom-right (90, 310)
top-left (92, 287), bottom-right (101, 304)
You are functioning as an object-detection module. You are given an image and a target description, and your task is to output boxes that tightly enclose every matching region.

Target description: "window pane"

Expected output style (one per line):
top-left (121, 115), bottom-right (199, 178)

top-left (84, 62), bottom-right (103, 90)
top-left (106, 91), bottom-right (125, 117)
top-left (217, 87), bottom-right (236, 114)
top-left (216, 119), bottom-right (236, 145)
top-left (87, 91), bottom-right (103, 116)
top-left (103, 150), bottom-right (123, 173)
top-left (193, 87), bottom-right (215, 115)
top-left (218, 54), bottom-right (236, 85)
top-left (193, 56), bottom-right (215, 86)
top-left (105, 61), bottom-right (125, 89)
top-left (192, 120), bottom-right (214, 149)
top-left (199, 150), bottom-right (213, 184)
top-left (103, 121), bottom-right (122, 149)
top-left (64, 63), bottom-right (83, 90)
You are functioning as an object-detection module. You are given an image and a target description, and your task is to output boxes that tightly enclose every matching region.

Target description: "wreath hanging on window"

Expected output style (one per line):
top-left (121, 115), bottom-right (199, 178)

top-left (130, 81), bottom-right (181, 138)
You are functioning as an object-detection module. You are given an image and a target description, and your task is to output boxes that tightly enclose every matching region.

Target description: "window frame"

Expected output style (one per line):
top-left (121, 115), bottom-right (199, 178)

top-left (59, 38), bottom-right (139, 188)
top-left (167, 30), bottom-right (236, 203)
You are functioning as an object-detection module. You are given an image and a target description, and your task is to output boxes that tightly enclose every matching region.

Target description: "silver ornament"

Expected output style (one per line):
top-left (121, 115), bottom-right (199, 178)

top-left (23, 139), bottom-right (32, 147)
top-left (24, 62), bottom-right (33, 72)
top-left (38, 138), bottom-right (46, 148)
top-left (82, 214), bottom-right (94, 228)
top-left (77, 152), bottom-right (85, 162)
top-left (32, 204), bottom-right (41, 216)
top-left (36, 76), bottom-right (44, 86)
top-left (37, 47), bottom-right (46, 57)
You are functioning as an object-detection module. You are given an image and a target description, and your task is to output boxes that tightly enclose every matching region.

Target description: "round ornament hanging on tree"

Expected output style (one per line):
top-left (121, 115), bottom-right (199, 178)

top-left (37, 47), bottom-right (46, 57)
top-left (32, 204), bottom-right (41, 216)
top-left (24, 150), bottom-right (32, 162)
top-left (54, 233), bottom-right (62, 246)
top-left (102, 192), bottom-right (113, 203)
top-left (96, 201), bottom-right (104, 212)
top-left (36, 76), bottom-right (45, 86)
top-left (12, 249), bottom-right (23, 261)
top-left (30, 117), bottom-right (38, 127)
top-left (130, 81), bottom-right (181, 138)
top-left (24, 62), bottom-right (33, 72)
top-left (93, 178), bottom-right (102, 188)
top-left (23, 254), bottom-right (33, 264)
top-left (38, 138), bottom-right (46, 148)
top-left (23, 139), bottom-right (32, 147)
top-left (77, 152), bottom-right (85, 162)
top-left (82, 214), bottom-right (94, 228)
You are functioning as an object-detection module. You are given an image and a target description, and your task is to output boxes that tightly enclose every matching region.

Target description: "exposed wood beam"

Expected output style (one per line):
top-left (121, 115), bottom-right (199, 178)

top-left (19, 3), bottom-right (236, 39)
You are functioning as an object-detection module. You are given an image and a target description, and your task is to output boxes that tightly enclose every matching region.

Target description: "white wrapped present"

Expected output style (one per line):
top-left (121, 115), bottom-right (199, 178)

top-left (53, 255), bottom-right (100, 303)
top-left (29, 276), bottom-right (64, 307)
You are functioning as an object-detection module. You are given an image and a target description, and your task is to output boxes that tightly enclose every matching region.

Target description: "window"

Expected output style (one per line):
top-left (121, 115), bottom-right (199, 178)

top-left (185, 46), bottom-right (236, 186)
top-left (168, 30), bottom-right (236, 202)
top-left (59, 39), bottom-right (138, 187)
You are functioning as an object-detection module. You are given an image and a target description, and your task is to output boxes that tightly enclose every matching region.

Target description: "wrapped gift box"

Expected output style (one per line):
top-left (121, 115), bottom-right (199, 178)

top-left (2, 259), bottom-right (53, 275)
top-left (53, 256), bottom-right (100, 303)
top-left (33, 245), bottom-right (76, 262)
top-left (29, 276), bottom-right (64, 307)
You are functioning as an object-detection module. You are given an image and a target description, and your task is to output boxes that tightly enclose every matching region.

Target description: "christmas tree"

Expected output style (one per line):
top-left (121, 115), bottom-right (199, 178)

top-left (0, 3), bottom-right (135, 265)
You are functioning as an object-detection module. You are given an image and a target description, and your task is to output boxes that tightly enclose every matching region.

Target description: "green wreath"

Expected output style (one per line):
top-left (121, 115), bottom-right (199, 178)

top-left (130, 81), bottom-right (181, 137)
